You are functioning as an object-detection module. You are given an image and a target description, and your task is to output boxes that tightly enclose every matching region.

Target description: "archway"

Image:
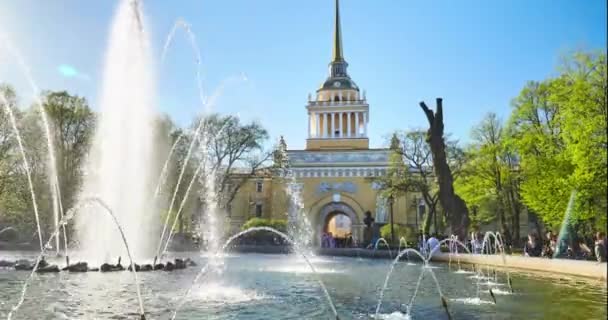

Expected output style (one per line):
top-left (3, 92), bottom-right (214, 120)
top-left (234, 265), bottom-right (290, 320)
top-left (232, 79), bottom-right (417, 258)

top-left (317, 202), bottom-right (359, 247)
top-left (324, 212), bottom-right (353, 247)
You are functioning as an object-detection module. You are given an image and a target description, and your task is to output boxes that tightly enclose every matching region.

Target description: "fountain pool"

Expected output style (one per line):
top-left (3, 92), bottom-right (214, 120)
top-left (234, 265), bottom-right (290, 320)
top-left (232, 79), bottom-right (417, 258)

top-left (0, 252), bottom-right (605, 319)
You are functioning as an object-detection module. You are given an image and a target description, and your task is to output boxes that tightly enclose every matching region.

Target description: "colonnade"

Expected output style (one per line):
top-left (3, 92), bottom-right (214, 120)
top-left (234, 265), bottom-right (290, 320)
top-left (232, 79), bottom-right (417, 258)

top-left (308, 111), bottom-right (368, 138)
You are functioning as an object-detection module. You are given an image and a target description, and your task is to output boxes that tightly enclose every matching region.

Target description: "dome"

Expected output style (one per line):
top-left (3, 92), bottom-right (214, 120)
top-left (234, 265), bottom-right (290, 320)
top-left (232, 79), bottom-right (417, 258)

top-left (318, 77), bottom-right (359, 92)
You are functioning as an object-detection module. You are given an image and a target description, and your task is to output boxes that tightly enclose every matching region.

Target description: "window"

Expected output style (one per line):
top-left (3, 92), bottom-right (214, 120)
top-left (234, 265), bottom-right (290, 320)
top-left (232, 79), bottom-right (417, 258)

top-left (255, 203), bottom-right (263, 218)
top-left (256, 181), bottom-right (263, 193)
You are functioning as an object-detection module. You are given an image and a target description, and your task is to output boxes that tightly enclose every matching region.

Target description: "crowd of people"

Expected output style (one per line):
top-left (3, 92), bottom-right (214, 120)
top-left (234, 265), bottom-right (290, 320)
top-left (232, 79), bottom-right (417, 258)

top-left (319, 210), bottom-right (608, 264)
top-left (523, 231), bottom-right (607, 262)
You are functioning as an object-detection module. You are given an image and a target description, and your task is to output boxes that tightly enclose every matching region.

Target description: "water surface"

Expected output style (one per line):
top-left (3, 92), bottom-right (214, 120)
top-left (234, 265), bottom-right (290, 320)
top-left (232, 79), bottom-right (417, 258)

top-left (0, 252), bottom-right (606, 319)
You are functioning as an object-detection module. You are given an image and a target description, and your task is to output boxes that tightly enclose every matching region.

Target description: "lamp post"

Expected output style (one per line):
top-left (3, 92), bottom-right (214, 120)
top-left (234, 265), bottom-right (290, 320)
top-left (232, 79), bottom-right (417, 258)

top-left (413, 196), bottom-right (419, 232)
top-left (389, 194), bottom-right (395, 244)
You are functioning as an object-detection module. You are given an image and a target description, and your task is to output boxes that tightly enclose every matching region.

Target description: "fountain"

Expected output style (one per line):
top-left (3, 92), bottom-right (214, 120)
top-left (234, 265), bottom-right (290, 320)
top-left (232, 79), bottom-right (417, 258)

top-left (0, 94), bottom-right (43, 252)
top-left (373, 238), bottom-right (393, 258)
top-left (76, 0), bottom-right (157, 263)
top-left (6, 197), bottom-right (146, 320)
top-left (0, 1), bottom-right (606, 320)
top-left (0, 34), bottom-right (66, 258)
top-left (171, 227), bottom-right (339, 320)
top-left (274, 138), bottom-right (314, 251)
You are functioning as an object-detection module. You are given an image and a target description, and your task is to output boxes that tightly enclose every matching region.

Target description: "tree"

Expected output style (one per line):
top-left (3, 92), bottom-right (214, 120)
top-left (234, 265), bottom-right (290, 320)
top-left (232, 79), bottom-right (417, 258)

top-left (553, 52), bottom-right (607, 230)
top-left (456, 113), bottom-right (523, 242)
top-left (0, 85), bottom-right (29, 231)
top-left (200, 114), bottom-right (270, 212)
top-left (43, 91), bottom-right (96, 211)
top-left (373, 130), bottom-right (463, 236)
top-left (419, 98), bottom-right (470, 240)
top-left (507, 51), bottom-right (607, 232)
top-left (0, 85), bottom-right (19, 195)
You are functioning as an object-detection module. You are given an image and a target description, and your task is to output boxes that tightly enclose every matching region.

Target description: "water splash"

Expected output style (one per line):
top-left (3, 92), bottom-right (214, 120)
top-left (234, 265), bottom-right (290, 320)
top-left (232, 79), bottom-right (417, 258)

top-left (78, 0), bottom-right (157, 261)
top-left (0, 94), bottom-right (43, 251)
top-left (374, 248), bottom-right (426, 318)
top-left (374, 238), bottom-right (393, 258)
top-left (155, 75), bottom-right (247, 261)
top-left (161, 18), bottom-right (205, 107)
top-left (155, 15), bottom-right (249, 262)
top-left (554, 191), bottom-right (577, 259)
top-left (0, 32), bottom-right (65, 256)
top-left (397, 237), bottom-right (408, 254)
top-left (158, 118), bottom-right (234, 260)
top-left (171, 227), bottom-right (339, 320)
top-left (274, 138), bottom-right (314, 250)
top-left (7, 197), bottom-right (146, 320)
top-left (153, 132), bottom-right (185, 198)
top-left (0, 227), bottom-right (17, 237)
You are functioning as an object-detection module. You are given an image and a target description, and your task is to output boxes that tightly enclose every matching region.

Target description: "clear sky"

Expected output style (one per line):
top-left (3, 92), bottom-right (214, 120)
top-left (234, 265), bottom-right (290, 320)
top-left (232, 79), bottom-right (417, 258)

top-left (1, 0), bottom-right (606, 149)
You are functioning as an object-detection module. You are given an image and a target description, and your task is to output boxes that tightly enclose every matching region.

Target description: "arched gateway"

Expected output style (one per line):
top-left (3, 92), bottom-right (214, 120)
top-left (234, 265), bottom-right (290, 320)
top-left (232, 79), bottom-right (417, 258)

top-left (316, 202), bottom-right (360, 246)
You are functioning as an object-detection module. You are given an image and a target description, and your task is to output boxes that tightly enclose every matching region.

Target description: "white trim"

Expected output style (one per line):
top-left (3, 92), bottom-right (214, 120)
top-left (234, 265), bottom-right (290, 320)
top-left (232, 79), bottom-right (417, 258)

top-left (339, 112), bottom-right (343, 137)
top-left (307, 113), bottom-right (311, 138)
top-left (355, 112), bottom-right (359, 137)
top-left (291, 166), bottom-right (388, 178)
top-left (363, 112), bottom-right (368, 137)
top-left (330, 113), bottom-right (335, 138)
top-left (347, 112), bottom-right (351, 137)
top-left (323, 113), bottom-right (328, 138)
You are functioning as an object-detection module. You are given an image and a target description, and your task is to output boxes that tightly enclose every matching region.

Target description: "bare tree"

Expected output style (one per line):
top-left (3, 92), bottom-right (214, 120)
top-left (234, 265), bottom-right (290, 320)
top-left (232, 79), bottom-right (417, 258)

top-left (419, 98), bottom-right (470, 240)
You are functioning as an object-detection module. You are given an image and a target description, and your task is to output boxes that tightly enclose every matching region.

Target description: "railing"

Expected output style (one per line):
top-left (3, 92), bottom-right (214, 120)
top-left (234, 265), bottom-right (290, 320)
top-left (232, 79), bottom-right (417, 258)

top-left (307, 99), bottom-right (368, 107)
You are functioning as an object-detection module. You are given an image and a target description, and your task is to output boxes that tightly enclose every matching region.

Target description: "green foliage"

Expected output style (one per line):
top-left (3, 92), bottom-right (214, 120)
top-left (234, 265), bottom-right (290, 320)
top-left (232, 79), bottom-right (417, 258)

top-left (380, 224), bottom-right (414, 243)
top-left (507, 51), bottom-right (607, 231)
top-left (373, 130), bottom-right (463, 235)
top-left (455, 113), bottom-right (523, 237)
top-left (242, 218), bottom-right (287, 232)
top-left (43, 91), bottom-right (96, 209)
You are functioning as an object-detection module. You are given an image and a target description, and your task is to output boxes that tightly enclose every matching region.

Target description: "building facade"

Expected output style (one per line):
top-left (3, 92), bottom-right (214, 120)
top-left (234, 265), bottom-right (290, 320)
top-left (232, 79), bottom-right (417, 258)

top-left (227, 0), bottom-right (424, 245)
top-left (227, 0), bottom-right (531, 244)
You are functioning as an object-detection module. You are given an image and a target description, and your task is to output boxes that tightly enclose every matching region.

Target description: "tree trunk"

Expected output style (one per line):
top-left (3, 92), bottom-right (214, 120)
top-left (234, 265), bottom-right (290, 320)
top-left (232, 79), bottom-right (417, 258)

top-left (419, 98), bottom-right (469, 240)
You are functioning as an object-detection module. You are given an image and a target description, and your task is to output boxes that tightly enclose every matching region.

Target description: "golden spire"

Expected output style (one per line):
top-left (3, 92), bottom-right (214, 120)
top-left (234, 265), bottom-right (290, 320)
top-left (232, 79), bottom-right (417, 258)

top-left (331, 0), bottom-right (344, 62)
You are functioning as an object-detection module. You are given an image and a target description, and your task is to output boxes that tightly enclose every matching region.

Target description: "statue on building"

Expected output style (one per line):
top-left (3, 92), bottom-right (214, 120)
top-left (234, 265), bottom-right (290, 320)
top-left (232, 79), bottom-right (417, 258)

top-left (272, 136), bottom-right (289, 174)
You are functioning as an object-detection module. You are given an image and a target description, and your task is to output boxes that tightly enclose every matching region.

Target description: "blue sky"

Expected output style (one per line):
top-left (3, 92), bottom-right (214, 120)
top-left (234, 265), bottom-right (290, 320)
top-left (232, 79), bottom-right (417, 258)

top-left (1, 0), bottom-right (606, 149)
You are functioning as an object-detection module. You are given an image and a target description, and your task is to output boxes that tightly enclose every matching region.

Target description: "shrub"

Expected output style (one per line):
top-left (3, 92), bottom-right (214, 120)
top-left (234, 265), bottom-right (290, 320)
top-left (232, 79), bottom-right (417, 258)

top-left (238, 218), bottom-right (288, 246)
top-left (380, 224), bottom-right (415, 244)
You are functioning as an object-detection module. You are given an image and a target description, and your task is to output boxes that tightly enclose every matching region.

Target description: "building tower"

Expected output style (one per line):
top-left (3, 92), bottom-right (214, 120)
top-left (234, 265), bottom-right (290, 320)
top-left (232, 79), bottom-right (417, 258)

top-left (306, 0), bottom-right (370, 150)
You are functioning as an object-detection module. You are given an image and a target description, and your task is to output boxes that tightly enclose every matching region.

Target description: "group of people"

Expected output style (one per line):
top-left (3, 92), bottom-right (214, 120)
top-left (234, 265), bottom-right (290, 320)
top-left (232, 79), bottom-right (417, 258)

top-left (320, 232), bottom-right (354, 248)
top-left (524, 231), bottom-right (607, 262)
top-left (323, 209), bottom-right (608, 264)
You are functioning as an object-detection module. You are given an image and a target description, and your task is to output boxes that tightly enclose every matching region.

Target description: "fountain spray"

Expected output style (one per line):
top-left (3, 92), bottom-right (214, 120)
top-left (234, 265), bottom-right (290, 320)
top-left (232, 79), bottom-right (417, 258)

top-left (0, 34), bottom-right (65, 257)
top-left (0, 93), bottom-right (43, 252)
top-left (489, 288), bottom-right (497, 304)
top-left (440, 295), bottom-right (452, 320)
top-left (78, 0), bottom-right (157, 262)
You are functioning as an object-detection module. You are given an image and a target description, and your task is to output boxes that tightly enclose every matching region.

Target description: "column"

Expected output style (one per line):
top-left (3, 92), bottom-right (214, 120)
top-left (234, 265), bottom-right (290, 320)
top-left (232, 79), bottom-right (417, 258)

top-left (307, 113), bottom-right (311, 138)
top-left (316, 113), bottom-right (321, 138)
top-left (330, 113), bottom-right (335, 138)
top-left (323, 113), bottom-right (328, 138)
top-left (339, 112), bottom-right (343, 137)
top-left (363, 112), bottom-right (368, 137)
top-left (347, 112), bottom-right (351, 137)
top-left (355, 112), bottom-right (360, 137)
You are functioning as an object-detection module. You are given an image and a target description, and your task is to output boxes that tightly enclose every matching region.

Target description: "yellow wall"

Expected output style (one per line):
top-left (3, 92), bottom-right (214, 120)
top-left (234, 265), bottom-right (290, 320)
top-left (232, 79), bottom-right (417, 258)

top-left (306, 138), bottom-right (369, 150)
top-left (228, 174), bottom-right (414, 242)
